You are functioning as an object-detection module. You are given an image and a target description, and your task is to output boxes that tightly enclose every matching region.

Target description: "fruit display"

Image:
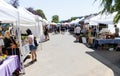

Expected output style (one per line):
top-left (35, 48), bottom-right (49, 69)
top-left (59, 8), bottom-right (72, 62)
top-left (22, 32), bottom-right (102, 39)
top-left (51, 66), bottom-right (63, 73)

top-left (0, 54), bottom-right (7, 65)
top-left (21, 35), bottom-right (28, 45)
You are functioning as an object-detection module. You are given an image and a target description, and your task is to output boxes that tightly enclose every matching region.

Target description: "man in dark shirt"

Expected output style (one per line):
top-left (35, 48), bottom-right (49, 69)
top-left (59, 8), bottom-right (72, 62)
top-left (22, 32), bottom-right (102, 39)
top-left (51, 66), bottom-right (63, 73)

top-left (115, 25), bottom-right (119, 37)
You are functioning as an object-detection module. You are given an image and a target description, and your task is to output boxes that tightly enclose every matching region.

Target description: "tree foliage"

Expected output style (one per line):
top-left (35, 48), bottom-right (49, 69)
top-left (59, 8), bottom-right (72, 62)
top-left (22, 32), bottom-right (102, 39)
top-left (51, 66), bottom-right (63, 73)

top-left (70, 17), bottom-right (78, 21)
top-left (9, 0), bottom-right (19, 8)
top-left (96, 0), bottom-right (120, 23)
top-left (35, 9), bottom-right (47, 20)
top-left (26, 7), bottom-right (47, 20)
top-left (26, 7), bottom-right (36, 14)
top-left (51, 15), bottom-right (59, 23)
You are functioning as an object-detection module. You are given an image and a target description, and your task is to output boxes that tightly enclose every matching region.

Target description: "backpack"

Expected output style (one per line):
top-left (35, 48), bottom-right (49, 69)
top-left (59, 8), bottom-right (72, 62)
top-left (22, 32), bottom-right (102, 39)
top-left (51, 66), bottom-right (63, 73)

top-left (34, 38), bottom-right (38, 47)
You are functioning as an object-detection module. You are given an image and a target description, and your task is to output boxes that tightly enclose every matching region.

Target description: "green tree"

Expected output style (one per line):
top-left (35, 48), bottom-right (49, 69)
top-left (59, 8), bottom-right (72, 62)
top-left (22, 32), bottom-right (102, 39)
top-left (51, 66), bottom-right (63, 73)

top-left (96, 0), bottom-right (120, 23)
top-left (70, 17), bottom-right (77, 21)
top-left (26, 7), bottom-right (36, 14)
top-left (26, 7), bottom-right (47, 20)
top-left (51, 15), bottom-right (59, 23)
top-left (35, 9), bottom-right (47, 20)
top-left (9, 0), bottom-right (19, 8)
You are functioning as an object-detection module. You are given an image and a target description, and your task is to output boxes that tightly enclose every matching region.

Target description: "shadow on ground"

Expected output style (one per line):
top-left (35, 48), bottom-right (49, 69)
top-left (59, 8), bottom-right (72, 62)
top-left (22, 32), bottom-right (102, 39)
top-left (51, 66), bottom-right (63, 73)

top-left (24, 61), bottom-right (35, 68)
top-left (86, 50), bottom-right (120, 76)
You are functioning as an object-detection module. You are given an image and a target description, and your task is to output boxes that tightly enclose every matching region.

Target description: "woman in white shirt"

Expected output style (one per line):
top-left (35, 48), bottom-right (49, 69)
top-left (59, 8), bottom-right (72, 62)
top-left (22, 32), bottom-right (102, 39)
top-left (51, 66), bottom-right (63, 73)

top-left (26, 29), bottom-right (37, 63)
top-left (74, 25), bottom-right (81, 42)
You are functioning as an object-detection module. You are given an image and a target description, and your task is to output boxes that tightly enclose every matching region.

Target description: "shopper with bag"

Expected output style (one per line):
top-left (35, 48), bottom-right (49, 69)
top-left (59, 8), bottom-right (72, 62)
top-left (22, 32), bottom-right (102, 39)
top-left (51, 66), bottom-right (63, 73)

top-left (26, 29), bottom-right (37, 63)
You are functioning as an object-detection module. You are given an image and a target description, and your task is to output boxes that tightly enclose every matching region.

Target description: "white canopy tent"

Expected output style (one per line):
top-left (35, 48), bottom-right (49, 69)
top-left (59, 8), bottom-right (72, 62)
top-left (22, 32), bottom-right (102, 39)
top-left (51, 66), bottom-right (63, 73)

top-left (0, 1), bottom-right (44, 74)
top-left (0, 0), bottom-right (26, 74)
top-left (18, 7), bottom-right (44, 42)
top-left (0, 0), bottom-right (18, 23)
top-left (89, 12), bottom-right (120, 34)
top-left (42, 19), bottom-right (48, 26)
top-left (18, 7), bottom-right (36, 24)
top-left (36, 16), bottom-right (45, 42)
top-left (89, 12), bottom-right (117, 25)
top-left (0, 0), bottom-right (21, 45)
top-left (70, 20), bottom-right (76, 25)
top-left (70, 17), bottom-right (84, 25)
top-left (18, 7), bottom-right (39, 37)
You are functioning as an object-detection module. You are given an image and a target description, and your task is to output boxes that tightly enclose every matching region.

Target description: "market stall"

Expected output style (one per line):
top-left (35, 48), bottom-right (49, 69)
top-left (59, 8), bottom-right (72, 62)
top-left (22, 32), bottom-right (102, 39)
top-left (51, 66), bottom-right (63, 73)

top-left (89, 25), bottom-right (120, 51)
top-left (0, 0), bottom-right (25, 75)
top-left (0, 55), bottom-right (20, 76)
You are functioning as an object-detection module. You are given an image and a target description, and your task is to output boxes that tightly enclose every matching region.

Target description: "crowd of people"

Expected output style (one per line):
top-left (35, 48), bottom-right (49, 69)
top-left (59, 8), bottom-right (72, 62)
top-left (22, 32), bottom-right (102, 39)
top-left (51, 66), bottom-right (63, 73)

top-left (0, 27), bottom-right (19, 56)
top-left (4, 22), bottom-right (117, 63)
top-left (45, 23), bottom-right (100, 43)
top-left (0, 22), bottom-right (119, 75)
top-left (69, 23), bottom-right (120, 52)
top-left (47, 24), bottom-right (68, 34)
top-left (67, 23), bottom-right (100, 43)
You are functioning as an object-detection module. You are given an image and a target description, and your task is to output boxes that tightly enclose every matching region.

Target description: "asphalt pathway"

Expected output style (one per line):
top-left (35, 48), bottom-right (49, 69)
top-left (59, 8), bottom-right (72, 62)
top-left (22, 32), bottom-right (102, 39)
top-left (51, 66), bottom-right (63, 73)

top-left (23, 32), bottom-right (114, 76)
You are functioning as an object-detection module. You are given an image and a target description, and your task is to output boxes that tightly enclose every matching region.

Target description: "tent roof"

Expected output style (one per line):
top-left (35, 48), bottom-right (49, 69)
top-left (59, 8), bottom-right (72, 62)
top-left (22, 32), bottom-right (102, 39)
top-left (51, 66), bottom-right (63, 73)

top-left (89, 12), bottom-right (117, 25)
top-left (0, 0), bottom-right (18, 23)
top-left (18, 7), bottom-right (36, 24)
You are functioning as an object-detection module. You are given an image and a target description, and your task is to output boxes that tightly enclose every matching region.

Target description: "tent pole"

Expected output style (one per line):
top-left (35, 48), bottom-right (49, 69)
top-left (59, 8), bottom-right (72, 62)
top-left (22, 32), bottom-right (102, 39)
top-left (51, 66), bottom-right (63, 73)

top-left (17, 11), bottom-right (25, 75)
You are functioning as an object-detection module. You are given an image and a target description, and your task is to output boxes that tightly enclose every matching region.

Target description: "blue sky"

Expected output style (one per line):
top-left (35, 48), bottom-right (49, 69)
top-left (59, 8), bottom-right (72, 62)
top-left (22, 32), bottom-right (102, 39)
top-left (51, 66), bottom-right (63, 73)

top-left (7, 0), bottom-right (102, 21)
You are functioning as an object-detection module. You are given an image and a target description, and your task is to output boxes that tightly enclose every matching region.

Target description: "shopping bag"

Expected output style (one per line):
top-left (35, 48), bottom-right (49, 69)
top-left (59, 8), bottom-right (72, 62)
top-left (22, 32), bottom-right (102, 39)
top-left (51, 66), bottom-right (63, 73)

top-left (82, 37), bottom-right (87, 43)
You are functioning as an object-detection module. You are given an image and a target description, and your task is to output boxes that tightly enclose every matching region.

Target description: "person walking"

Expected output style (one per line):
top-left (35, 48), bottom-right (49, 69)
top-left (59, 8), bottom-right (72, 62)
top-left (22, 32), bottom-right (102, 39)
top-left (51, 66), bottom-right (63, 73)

top-left (44, 25), bottom-right (50, 41)
top-left (114, 25), bottom-right (119, 37)
top-left (74, 25), bottom-right (81, 42)
top-left (26, 29), bottom-right (37, 63)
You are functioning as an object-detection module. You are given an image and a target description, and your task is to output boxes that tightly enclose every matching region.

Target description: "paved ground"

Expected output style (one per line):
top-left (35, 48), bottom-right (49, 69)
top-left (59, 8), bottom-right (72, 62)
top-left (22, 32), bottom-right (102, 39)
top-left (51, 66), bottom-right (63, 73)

top-left (22, 32), bottom-right (120, 76)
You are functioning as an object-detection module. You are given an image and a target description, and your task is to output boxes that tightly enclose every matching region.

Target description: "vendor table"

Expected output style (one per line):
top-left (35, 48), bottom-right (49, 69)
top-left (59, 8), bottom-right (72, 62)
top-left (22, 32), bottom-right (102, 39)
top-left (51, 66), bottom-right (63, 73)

top-left (0, 55), bottom-right (20, 76)
top-left (93, 38), bottom-right (120, 49)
